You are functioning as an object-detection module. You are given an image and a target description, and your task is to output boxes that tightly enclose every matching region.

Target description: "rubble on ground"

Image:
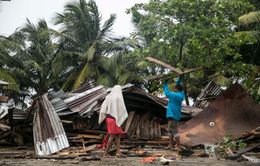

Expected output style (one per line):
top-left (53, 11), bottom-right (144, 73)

top-left (0, 81), bottom-right (259, 164)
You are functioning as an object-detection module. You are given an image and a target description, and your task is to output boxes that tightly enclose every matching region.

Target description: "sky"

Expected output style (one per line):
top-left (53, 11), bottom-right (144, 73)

top-left (0, 0), bottom-right (148, 37)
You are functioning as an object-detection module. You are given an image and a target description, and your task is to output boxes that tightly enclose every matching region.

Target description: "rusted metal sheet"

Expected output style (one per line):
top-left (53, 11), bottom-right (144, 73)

top-left (0, 96), bottom-right (9, 102)
top-left (125, 88), bottom-right (167, 108)
top-left (33, 94), bottom-right (69, 156)
top-left (179, 83), bottom-right (260, 146)
top-left (72, 79), bottom-right (96, 93)
top-left (193, 81), bottom-right (224, 108)
top-left (48, 82), bottom-right (199, 121)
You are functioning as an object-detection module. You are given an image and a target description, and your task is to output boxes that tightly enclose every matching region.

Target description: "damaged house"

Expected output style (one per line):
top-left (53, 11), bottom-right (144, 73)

top-left (48, 83), bottom-right (168, 143)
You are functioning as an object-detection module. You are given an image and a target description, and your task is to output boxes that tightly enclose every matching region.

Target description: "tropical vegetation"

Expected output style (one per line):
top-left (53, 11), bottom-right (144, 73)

top-left (0, 0), bottom-right (259, 103)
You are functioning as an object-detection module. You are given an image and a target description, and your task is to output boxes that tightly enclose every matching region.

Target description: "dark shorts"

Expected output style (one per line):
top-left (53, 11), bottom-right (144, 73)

top-left (168, 118), bottom-right (178, 136)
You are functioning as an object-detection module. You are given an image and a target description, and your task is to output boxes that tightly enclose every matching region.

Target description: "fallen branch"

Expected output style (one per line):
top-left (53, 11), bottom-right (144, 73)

top-left (145, 57), bottom-right (202, 81)
top-left (146, 57), bottom-right (182, 74)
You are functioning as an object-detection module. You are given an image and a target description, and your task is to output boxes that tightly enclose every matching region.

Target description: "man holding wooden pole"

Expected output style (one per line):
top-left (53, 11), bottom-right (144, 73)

top-left (163, 78), bottom-right (184, 150)
top-left (145, 56), bottom-right (201, 150)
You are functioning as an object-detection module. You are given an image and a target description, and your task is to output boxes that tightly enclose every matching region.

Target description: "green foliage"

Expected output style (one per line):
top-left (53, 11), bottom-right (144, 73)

top-left (0, 19), bottom-right (60, 96)
top-left (128, 0), bottom-right (257, 97)
top-left (1, 0), bottom-right (259, 103)
top-left (216, 135), bottom-right (247, 158)
top-left (0, 68), bottom-right (19, 91)
top-left (53, 0), bottom-right (138, 89)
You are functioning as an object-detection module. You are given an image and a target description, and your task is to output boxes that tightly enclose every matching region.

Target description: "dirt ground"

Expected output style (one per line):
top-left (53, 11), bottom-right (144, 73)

top-left (0, 146), bottom-right (258, 166)
top-left (0, 157), bottom-right (258, 166)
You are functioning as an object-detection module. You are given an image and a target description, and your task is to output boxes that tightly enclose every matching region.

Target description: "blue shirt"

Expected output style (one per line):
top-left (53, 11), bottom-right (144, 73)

top-left (163, 79), bottom-right (184, 121)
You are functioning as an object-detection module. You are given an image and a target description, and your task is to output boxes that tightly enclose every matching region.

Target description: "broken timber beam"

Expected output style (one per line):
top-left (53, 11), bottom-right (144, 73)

top-left (146, 73), bottom-right (177, 81)
top-left (145, 56), bottom-right (202, 81)
top-left (146, 57), bottom-right (182, 74)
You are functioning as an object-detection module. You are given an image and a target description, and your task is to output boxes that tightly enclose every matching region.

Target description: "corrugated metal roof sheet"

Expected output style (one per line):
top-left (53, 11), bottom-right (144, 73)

top-left (33, 94), bottom-right (69, 156)
top-left (48, 90), bottom-right (71, 116)
top-left (48, 82), bottom-right (201, 120)
top-left (0, 108), bottom-right (8, 119)
top-left (72, 79), bottom-right (96, 93)
top-left (193, 81), bottom-right (224, 108)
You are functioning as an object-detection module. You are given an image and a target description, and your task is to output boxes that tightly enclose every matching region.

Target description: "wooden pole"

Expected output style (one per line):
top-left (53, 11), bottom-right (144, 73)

top-left (146, 57), bottom-right (183, 75)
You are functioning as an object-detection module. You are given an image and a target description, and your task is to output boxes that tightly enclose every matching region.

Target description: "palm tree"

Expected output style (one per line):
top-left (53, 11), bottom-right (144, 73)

top-left (1, 19), bottom-right (61, 96)
top-left (239, 11), bottom-right (260, 41)
top-left (0, 37), bottom-right (19, 91)
top-left (53, 0), bottom-right (118, 90)
top-left (238, 9), bottom-right (260, 102)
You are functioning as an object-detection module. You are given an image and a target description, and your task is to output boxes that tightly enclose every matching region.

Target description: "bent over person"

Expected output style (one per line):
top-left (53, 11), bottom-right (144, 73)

top-left (163, 78), bottom-right (184, 150)
top-left (99, 85), bottom-right (128, 157)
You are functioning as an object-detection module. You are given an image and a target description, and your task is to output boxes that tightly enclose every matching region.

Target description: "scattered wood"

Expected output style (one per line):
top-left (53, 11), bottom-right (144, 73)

top-left (0, 130), bottom-right (11, 140)
top-left (227, 143), bottom-right (260, 160)
top-left (76, 129), bottom-right (106, 135)
top-left (121, 139), bottom-right (168, 145)
top-left (0, 123), bottom-right (10, 131)
top-left (77, 134), bottom-right (102, 139)
top-left (35, 156), bottom-right (77, 160)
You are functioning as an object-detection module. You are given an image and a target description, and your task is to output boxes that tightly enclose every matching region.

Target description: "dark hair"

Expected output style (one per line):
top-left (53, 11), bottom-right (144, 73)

top-left (175, 84), bottom-right (183, 91)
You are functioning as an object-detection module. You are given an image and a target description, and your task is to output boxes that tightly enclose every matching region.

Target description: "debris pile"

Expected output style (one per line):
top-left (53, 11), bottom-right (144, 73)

top-left (0, 81), bottom-right (259, 164)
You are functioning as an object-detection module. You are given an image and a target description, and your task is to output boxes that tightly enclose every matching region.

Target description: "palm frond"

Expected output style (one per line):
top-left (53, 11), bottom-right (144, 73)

top-left (235, 30), bottom-right (260, 41)
top-left (210, 74), bottom-right (232, 87)
top-left (72, 63), bottom-right (90, 90)
top-left (52, 51), bottom-right (79, 76)
top-left (97, 74), bottom-right (113, 87)
top-left (24, 60), bottom-right (42, 72)
top-left (98, 14), bottom-right (116, 39)
top-left (86, 43), bottom-right (97, 62)
top-left (118, 73), bottom-right (132, 85)
top-left (0, 68), bottom-right (19, 91)
top-left (62, 69), bottom-right (78, 91)
top-left (239, 11), bottom-right (260, 26)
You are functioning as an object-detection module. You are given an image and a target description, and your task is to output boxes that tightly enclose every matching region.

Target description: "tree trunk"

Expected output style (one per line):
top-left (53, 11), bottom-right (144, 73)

top-left (179, 42), bottom-right (189, 106)
top-left (183, 81), bottom-right (190, 106)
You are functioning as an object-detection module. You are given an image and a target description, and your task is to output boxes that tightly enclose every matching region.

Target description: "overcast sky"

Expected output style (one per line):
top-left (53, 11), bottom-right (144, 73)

top-left (0, 0), bottom-right (148, 37)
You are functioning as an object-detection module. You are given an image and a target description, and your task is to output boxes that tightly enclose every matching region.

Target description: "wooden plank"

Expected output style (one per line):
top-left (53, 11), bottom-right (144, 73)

top-left (0, 130), bottom-right (11, 139)
top-left (181, 67), bottom-right (202, 75)
top-left (0, 123), bottom-right (10, 131)
top-left (145, 73), bottom-right (178, 81)
top-left (77, 134), bottom-right (102, 140)
top-left (127, 114), bottom-right (140, 139)
top-left (227, 143), bottom-right (260, 160)
top-left (146, 57), bottom-right (182, 74)
top-left (79, 144), bottom-right (97, 153)
top-left (35, 156), bottom-right (77, 160)
top-left (124, 111), bottom-right (135, 132)
top-left (136, 113), bottom-right (150, 139)
top-left (121, 139), bottom-right (168, 145)
top-left (77, 129), bottom-right (106, 135)
top-left (146, 57), bottom-right (202, 81)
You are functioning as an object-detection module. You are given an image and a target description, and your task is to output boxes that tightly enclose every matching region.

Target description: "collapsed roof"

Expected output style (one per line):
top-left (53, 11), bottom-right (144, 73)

top-left (179, 83), bottom-right (260, 146)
